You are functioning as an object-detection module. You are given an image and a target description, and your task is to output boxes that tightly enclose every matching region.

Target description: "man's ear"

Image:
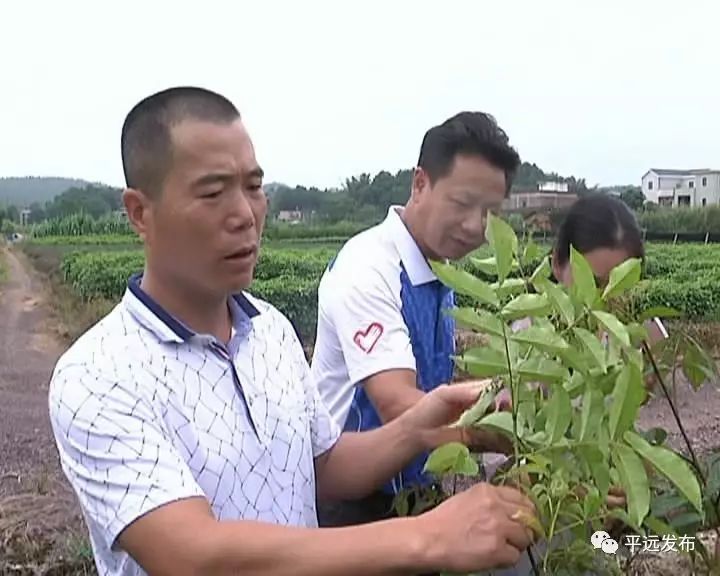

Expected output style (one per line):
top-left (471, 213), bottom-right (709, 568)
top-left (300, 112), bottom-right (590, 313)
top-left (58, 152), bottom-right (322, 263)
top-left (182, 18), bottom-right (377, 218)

top-left (122, 188), bottom-right (151, 241)
top-left (410, 167), bottom-right (430, 204)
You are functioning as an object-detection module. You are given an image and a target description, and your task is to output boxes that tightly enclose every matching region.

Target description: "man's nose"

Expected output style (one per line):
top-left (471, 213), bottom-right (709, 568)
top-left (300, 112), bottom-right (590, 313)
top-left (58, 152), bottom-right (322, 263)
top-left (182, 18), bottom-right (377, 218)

top-left (226, 190), bottom-right (255, 230)
top-left (462, 210), bottom-right (487, 237)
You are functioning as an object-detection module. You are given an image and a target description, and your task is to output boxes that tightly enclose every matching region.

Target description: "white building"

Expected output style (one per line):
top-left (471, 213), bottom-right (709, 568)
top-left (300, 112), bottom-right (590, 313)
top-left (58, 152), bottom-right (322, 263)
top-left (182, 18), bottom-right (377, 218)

top-left (641, 169), bottom-right (720, 207)
top-left (538, 181), bottom-right (569, 193)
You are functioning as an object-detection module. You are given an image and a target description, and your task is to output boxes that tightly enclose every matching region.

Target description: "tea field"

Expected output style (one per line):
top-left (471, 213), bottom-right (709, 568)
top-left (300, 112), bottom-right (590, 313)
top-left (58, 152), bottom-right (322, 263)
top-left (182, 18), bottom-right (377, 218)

top-left (21, 232), bottom-right (720, 344)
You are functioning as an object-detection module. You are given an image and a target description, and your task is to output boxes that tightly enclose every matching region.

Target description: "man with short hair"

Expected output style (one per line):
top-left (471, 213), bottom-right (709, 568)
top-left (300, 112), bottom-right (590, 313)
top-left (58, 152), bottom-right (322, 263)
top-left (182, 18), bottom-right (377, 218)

top-left (48, 87), bottom-right (536, 576)
top-left (312, 112), bottom-right (520, 527)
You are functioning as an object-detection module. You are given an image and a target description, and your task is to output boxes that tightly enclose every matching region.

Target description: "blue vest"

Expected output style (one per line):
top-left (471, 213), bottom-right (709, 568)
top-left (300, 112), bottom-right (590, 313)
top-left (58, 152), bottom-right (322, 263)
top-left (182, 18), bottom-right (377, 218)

top-left (344, 264), bottom-right (456, 494)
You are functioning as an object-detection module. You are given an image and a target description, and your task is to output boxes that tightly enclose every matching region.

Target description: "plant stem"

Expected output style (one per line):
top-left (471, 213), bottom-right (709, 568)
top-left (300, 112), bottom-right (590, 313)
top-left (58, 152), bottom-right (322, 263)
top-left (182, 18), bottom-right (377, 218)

top-left (501, 322), bottom-right (520, 469)
top-left (500, 296), bottom-right (540, 576)
top-left (642, 341), bottom-right (703, 478)
top-left (527, 547), bottom-right (541, 576)
top-left (543, 495), bottom-right (567, 573)
top-left (642, 339), bottom-right (720, 572)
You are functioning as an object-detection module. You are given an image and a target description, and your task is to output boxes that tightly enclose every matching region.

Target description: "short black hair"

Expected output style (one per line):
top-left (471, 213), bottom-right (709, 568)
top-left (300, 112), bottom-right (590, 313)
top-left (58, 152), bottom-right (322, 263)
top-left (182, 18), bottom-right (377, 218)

top-left (554, 193), bottom-right (644, 266)
top-left (121, 86), bottom-right (240, 196)
top-left (417, 111), bottom-right (521, 194)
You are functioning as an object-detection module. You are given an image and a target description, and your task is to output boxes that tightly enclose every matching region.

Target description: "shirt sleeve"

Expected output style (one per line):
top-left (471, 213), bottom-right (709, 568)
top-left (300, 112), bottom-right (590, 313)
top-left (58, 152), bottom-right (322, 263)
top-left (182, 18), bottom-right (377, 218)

top-left (329, 268), bottom-right (417, 386)
top-left (48, 361), bottom-right (206, 550)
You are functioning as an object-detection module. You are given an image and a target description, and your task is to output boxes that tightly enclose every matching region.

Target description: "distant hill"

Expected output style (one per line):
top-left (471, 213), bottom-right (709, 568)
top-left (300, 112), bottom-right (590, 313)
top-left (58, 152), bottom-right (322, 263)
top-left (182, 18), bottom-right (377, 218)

top-left (0, 177), bottom-right (94, 207)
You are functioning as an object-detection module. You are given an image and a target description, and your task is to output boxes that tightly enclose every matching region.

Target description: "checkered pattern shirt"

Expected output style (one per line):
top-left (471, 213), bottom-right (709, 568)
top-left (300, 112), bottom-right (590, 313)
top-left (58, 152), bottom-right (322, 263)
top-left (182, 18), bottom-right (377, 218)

top-left (48, 273), bottom-right (341, 576)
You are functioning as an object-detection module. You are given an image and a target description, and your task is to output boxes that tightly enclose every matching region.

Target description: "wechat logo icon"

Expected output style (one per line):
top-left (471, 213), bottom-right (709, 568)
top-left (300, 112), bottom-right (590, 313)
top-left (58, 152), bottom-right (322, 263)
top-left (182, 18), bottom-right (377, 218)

top-left (591, 530), bottom-right (619, 554)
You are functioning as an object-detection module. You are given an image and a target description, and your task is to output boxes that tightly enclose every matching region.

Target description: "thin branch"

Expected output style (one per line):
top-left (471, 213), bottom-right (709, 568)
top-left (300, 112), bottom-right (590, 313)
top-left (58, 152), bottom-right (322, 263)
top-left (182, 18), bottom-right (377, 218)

top-left (642, 341), bottom-right (703, 479)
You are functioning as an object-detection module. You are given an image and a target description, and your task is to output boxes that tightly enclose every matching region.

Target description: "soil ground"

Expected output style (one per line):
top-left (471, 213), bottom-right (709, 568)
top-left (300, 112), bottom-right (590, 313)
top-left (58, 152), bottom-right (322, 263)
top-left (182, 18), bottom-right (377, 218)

top-left (2, 242), bottom-right (720, 574)
top-left (0, 246), bottom-right (93, 575)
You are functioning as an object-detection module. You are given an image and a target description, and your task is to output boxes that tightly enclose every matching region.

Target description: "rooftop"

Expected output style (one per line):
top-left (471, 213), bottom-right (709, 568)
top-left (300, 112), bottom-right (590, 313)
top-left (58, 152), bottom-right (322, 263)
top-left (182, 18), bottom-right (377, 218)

top-left (647, 168), bottom-right (720, 176)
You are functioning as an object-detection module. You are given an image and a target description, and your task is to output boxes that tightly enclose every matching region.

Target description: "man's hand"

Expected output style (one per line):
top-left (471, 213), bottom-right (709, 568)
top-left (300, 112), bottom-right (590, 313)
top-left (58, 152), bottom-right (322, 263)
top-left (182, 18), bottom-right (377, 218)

top-left (396, 382), bottom-right (489, 450)
top-left (416, 483), bottom-right (538, 572)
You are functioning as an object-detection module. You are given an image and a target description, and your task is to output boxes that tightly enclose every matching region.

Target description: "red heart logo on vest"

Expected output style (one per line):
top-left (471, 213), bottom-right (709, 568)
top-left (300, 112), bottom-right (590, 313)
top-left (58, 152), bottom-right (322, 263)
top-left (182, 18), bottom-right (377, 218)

top-left (353, 322), bottom-right (384, 353)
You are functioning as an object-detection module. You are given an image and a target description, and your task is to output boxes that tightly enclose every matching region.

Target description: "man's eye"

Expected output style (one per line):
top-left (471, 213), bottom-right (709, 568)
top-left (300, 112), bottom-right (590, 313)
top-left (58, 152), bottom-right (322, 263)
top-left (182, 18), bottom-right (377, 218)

top-left (202, 189), bottom-right (222, 198)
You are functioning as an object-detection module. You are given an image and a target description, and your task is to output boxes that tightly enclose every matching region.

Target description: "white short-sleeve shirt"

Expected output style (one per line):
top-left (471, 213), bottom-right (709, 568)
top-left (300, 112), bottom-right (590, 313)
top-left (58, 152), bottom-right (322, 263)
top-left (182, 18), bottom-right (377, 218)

top-left (48, 274), bottom-right (341, 576)
top-left (310, 206), bottom-right (456, 493)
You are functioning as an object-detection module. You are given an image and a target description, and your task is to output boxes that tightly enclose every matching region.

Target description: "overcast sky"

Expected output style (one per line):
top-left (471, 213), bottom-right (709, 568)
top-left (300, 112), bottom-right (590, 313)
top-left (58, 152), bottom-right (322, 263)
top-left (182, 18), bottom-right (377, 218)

top-left (1, 0), bottom-right (718, 190)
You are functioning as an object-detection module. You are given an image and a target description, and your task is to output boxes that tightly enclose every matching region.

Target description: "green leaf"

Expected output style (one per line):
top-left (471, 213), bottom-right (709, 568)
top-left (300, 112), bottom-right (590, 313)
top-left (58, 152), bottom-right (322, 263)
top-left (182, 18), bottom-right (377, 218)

top-left (602, 258), bottom-right (642, 301)
top-left (682, 337), bottom-right (717, 390)
top-left (510, 325), bottom-right (570, 354)
top-left (576, 445), bottom-right (611, 496)
top-left (517, 356), bottom-right (569, 384)
top-left (651, 492), bottom-right (690, 518)
top-left (573, 327), bottom-right (607, 373)
top-left (430, 261), bottom-right (499, 307)
top-left (545, 385), bottom-right (572, 443)
top-left (626, 347), bottom-right (644, 372)
top-left (523, 236), bottom-right (541, 265)
top-left (453, 388), bottom-right (497, 427)
top-left (564, 370), bottom-right (586, 397)
top-left (644, 515), bottom-right (678, 537)
top-left (592, 310), bottom-right (631, 348)
top-left (624, 430), bottom-right (703, 515)
top-left (455, 347), bottom-right (508, 378)
top-left (668, 511), bottom-right (704, 533)
top-left (612, 442), bottom-right (651, 527)
top-left (541, 280), bottom-right (575, 326)
top-left (447, 307), bottom-right (504, 338)
top-left (485, 212), bottom-right (518, 284)
top-left (517, 399), bottom-right (537, 430)
top-left (570, 245), bottom-right (597, 308)
top-left (638, 306), bottom-right (682, 323)
top-left (579, 387), bottom-right (604, 442)
top-left (476, 411), bottom-right (515, 437)
top-left (583, 484), bottom-right (602, 518)
top-left (627, 323), bottom-right (650, 348)
top-left (527, 453), bottom-right (552, 470)
top-left (608, 507), bottom-right (644, 536)
top-left (469, 255), bottom-right (500, 276)
top-left (598, 423), bottom-right (611, 459)
top-left (501, 293), bottom-right (551, 321)
top-left (609, 363), bottom-right (646, 440)
top-left (491, 277), bottom-right (527, 299)
top-left (526, 431), bottom-right (548, 447)
top-left (706, 454), bottom-right (720, 499)
top-left (423, 442), bottom-right (479, 476)
top-left (530, 256), bottom-right (552, 286)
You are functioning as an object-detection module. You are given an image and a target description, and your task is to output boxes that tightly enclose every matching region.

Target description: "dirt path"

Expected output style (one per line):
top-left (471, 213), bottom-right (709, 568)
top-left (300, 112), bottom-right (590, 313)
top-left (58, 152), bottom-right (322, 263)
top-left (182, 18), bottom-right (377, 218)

top-left (0, 245), bottom-right (89, 573)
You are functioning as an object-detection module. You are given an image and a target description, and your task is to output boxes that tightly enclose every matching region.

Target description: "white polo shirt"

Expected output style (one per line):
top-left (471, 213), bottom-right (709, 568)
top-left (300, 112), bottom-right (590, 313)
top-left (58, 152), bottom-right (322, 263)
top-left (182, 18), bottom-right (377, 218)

top-left (310, 205), bottom-right (456, 493)
top-left (48, 273), bottom-right (341, 576)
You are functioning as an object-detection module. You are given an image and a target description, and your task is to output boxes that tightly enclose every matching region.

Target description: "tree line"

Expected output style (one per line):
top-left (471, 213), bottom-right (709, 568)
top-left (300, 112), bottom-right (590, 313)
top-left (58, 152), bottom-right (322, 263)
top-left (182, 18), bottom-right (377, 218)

top-left (3, 163), bottom-right (649, 231)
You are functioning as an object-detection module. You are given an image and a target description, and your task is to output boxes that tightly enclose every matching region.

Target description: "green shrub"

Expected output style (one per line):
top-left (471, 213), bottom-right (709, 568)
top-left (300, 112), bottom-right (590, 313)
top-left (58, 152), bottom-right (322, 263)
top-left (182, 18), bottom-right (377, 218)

top-left (33, 214), bottom-right (133, 237)
top-left (56, 241), bottom-right (720, 345)
top-left (248, 276), bottom-right (319, 340)
top-left (58, 248), bottom-right (334, 341)
top-left (638, 206), bottom-right (720, 234)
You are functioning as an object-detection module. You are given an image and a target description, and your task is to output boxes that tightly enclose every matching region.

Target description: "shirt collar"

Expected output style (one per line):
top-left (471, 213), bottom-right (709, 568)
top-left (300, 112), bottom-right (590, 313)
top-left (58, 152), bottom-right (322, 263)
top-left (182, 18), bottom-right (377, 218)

top-left (123, 272), bottom-right (260, 344)
top-left (384, 205), bottom-right (438, 286)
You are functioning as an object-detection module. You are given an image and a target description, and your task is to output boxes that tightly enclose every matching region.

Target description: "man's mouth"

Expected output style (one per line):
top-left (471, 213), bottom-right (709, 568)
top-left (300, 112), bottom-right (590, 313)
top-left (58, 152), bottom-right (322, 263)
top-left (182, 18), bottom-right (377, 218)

top-left (224, 245), bottom-right (257, 261)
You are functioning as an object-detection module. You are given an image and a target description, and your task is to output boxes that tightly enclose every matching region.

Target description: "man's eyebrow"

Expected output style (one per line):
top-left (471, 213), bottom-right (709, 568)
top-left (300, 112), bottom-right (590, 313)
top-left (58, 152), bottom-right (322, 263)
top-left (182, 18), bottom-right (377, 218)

top-left (248, 166), bottom-right (264, 180)
top-left (192, 166), bottom-right (264, 187)
top-left (192, 172), bottom-right (235, 187)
